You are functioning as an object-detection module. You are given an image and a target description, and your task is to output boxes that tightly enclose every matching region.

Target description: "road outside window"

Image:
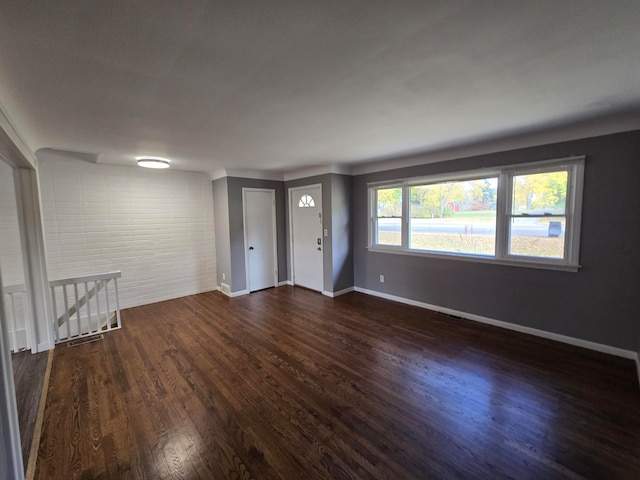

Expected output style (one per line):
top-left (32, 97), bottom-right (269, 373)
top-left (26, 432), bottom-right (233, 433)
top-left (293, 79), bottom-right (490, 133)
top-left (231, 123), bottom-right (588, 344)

top-left (368, 156), bottom-right (584, 271)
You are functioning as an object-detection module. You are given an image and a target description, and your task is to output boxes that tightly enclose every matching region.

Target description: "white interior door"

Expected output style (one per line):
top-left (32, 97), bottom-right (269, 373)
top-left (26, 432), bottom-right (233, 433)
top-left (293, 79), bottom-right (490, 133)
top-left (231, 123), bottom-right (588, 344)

top-left (290, 185), bottom-right (323, 292)
top-left (244, 189), bottom-right (277, 292)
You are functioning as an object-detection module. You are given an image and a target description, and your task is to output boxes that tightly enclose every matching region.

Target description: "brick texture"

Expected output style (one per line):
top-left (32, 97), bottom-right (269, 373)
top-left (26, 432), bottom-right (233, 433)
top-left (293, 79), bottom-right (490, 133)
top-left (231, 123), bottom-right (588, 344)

top-left (39, 158), bottom-right (216, 309)
top-left (0, 161), bottom-right (25, 286)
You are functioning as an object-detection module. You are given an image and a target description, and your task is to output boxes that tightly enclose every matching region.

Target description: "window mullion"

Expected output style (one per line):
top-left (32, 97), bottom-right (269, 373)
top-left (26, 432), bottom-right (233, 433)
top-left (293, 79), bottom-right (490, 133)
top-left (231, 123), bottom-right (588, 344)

top-left (402, 185), bottom-right (410, 248)
top-left (370, 188), bottom-right (376, 245)
top-left (564, 166), bottom-right (575, 263)
top-left (495, 172), bottom-right (510, 259)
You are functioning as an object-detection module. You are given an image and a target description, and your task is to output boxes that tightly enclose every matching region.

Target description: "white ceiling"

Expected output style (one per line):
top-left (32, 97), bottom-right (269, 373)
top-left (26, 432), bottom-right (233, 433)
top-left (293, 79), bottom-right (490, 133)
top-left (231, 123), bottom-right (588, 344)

top-left (1, 1), bottom-right (640, 177)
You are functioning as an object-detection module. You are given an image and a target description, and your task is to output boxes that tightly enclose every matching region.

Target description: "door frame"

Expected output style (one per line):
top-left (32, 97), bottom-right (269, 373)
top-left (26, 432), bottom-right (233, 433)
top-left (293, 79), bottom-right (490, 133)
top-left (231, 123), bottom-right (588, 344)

top-left (0, 265), bottom-right (25, 479)
top-left (242, 188), bottom-right (278, 293)
top-left (288, 183), bottom-right (323, 290)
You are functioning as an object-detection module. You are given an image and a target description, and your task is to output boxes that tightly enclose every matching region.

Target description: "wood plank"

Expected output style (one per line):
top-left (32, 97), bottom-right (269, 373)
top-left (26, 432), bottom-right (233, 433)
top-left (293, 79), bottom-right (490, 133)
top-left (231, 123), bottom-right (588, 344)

top-left (25, 350), bottom-right (53, 480)
top-left (11, 349), bottom-right (49, 472)
top-left (35, 287), bottom-right (640, 479)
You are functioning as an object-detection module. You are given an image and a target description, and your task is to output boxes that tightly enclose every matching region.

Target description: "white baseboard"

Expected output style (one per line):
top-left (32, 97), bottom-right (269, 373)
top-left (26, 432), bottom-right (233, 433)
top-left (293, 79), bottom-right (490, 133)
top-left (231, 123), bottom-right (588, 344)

top-left (354, 287), bottom-right (637, 360)
top-left (223, 289), bottom-right (249, 298)
top-left (277, 280), bottom-right (293, 287)
top-left (37, 341), bottom-right (52, 352)
top-left (322, 287), bottom-right (355, 298)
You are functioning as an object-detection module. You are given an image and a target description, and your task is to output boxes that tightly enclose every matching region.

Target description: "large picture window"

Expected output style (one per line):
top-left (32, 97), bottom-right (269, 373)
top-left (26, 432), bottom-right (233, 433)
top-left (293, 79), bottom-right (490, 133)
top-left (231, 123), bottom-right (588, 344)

top-left (368, 156), bottom-right (584, 271)
top-left (409, 177), bottom-right (498, 256)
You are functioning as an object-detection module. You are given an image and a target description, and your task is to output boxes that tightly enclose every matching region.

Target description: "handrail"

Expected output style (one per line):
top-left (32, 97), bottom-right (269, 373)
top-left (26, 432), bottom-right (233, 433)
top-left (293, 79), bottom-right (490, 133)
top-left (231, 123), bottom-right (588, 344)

top-left (50, 271), bottom-right (122, 343)
top-left (49, 271), bottom-right (122, 287)
top-left (2, 284), bottom-right (26, 295)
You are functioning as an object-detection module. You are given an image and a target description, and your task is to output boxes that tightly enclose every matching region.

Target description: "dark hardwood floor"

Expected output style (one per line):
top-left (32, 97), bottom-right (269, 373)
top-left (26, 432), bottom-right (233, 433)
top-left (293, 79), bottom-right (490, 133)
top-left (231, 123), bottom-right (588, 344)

top-left (12, 348), bottom-right (49, 469)
top-left (35, 287), bottom-right (640, 479)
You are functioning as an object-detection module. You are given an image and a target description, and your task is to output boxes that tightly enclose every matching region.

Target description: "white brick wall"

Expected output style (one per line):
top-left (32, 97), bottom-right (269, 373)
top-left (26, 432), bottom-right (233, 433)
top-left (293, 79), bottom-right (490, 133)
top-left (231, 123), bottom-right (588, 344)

top-left (39, 157), bottom-right (216, 309)
top-left (0, 160), bottom-right (28, 349)
top-left (0, 161), bottom-right (25, 286)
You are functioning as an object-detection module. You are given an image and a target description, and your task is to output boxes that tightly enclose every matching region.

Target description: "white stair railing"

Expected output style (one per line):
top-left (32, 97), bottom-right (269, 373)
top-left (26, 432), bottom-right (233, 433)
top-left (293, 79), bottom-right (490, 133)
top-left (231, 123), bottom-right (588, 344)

top-left (50, 271), bottom-right (122, 344)
top-left (2, 284), bottom-right (30, 352)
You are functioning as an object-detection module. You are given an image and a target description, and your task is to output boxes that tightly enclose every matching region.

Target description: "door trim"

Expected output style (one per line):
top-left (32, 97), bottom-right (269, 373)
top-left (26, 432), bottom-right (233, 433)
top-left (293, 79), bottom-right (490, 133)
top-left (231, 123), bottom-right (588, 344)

top-left (242, 188), bottom-right (278, 293)
top-left (288, 183), bottom-right (323, 290)
top-left (0, 267), bottom-right (25, 479)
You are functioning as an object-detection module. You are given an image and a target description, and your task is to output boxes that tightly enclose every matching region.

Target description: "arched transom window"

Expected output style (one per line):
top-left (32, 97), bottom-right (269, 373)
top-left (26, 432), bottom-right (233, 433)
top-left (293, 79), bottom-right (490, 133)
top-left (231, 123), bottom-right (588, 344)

top-left (298, 194), bottom-right (315, 207)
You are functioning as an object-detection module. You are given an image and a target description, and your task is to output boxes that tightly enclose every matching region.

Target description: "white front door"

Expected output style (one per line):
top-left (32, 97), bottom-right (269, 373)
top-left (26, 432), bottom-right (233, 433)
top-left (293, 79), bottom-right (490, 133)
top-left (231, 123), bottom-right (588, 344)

top-left (290, 185), bottom-right (323, 292)
top-left (243, 189), bottom-right (277, 292)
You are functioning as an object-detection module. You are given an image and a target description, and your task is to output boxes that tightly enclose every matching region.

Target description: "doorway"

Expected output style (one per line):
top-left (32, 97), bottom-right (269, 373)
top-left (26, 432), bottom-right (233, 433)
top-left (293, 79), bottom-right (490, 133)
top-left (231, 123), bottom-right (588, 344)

top-left (289, 184), bottom-right (323, 292)
top-left (243, 188), bottom-right (277, 292)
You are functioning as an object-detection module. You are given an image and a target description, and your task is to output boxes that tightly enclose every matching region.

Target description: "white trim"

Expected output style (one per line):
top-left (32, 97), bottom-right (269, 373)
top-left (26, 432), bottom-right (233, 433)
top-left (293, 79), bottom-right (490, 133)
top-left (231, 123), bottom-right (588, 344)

top-left (228, 289), bottom-right (249, 298)
top-left (284, 164), bottom-right (352, 181)
top-left (0, 100), bottom-right (36, 169)
top-left (34, 342), bottom-right (53, 353)
top-left (366, 246), bottom-right (580, 272)
top-left (229, 168), bottom-right (285, 181)
top-left (322, 287), bottom-right (354, 298)
top-left (210, 168), bottom-right (228, 181)
top-left (368, 156), bottom-right (584, 271)
top-left (1, 284), bottom-right (25, 295)
top-left (49, 271), bottom-right (122, 287)
top-left (0, 269), bottom-right (25, 480)
top-left (14, 168), bottom-right (54, 353)
top-left (242, 188), bottom-right (278, 293)
top-left (353, 287), bottom-right (637, 360)
top-left (210, 168), bottom-right (285, 181)
top-left (277, 280), bottom-right (293, 287)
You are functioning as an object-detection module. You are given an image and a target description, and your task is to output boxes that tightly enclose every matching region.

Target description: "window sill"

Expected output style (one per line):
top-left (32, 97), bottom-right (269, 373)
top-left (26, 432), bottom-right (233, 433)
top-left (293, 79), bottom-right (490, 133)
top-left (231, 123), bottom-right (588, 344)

top-left (366, 246), bottom-right (580, 272)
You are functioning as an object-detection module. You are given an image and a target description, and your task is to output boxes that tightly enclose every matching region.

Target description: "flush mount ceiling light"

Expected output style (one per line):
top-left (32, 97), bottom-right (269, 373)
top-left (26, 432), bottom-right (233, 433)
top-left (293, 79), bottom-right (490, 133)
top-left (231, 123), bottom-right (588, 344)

top-left (136, 156), bottom-right (171, 169)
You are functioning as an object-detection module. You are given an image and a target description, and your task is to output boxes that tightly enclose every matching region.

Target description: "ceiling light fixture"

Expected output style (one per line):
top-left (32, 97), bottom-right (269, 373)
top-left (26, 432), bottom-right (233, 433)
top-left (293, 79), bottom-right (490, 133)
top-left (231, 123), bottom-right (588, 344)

top-left (136, 156), bottom-right (171, 169)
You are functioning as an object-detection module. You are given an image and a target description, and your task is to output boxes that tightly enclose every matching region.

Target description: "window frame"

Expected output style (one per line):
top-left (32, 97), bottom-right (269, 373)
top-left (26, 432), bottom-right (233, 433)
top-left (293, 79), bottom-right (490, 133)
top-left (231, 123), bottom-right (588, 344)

top-left (370, 183), bottom-right (404, 249)
top-left (367, 155), bottom-right (585, 271)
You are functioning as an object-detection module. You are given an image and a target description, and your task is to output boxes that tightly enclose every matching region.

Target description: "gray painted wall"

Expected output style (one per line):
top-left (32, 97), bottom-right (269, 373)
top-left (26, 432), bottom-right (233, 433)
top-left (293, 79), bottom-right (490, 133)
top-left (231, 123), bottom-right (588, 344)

top-left (331, 174), bottom-right (354, 292)
top-left (225, 177), bottom-right (287, 292)
top-left (212, 178), bottom-right (231, 289)
top-left (353, 130), bottom-right (640, 351)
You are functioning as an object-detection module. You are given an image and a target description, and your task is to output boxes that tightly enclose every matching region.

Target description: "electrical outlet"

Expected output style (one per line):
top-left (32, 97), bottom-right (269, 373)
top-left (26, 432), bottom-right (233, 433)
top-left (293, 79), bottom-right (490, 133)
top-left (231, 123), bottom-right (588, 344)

top-left (324, 228), bottom-right (328, 237)
top-left (379, 275), bottom-right (385, 283)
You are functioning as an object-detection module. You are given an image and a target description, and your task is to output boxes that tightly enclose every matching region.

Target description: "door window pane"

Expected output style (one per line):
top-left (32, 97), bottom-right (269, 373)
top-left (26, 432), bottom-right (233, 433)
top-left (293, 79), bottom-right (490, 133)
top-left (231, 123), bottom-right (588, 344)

top-left (298, 194), bottom-right (315, 207)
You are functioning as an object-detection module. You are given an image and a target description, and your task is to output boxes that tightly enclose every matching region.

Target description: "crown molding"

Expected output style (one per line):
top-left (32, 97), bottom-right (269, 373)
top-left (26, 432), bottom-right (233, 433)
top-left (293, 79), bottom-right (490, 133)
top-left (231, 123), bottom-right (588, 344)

top-left (283, 163), bottom-right (352, 181)
top-left (0, 101), bottom-right (37, 169)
